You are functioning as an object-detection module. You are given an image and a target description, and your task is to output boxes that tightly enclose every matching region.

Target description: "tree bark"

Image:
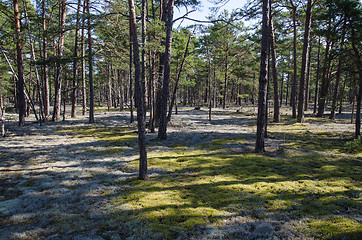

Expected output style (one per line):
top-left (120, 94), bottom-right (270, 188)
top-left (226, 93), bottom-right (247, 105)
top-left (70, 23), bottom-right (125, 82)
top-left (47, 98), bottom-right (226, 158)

top-left (128, 0), bottom-right (148, 180)
top-left (317, 36), bottom-right (332, 117)
top-left (270, 18), bottom-right (280, 123)
top-left (158, 0), bottom-right (174, 140)
top-left (291, 4), bottom-right (297, 118)
top-left (297, 0), bottom-right (313, 123)
top-left (255, 0), bottom-right (270, 153)
top-left (71, 0), bottom-right (82, 118)
top-left (81, 0), bottom-right (87, 115)
top-left (41, 0), bottom-right (50, 118)
top-left (313, 38), bottom-right (321, 114)
top-left (52, 0), bottom-right (66, 121)
top-left (86, 0), bottom-right (94, 123)
top-left (13, 0), bottom-right (26, 126)
top-left (167, 32), bottom-right (192, 121)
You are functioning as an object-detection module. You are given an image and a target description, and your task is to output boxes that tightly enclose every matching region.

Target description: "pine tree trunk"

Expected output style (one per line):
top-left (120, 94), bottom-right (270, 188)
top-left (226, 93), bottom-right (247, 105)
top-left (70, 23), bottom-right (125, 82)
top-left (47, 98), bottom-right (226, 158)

top-left (291, 5), bottom-right (297, 118)
top-left (42, 0), bottom-right (50, 117)
top-left (52, 0), bottom-right (66, 121)
top-left (297, 0), bottom-right (312, 123)
top-left (167, 32), bottom-right (191, 121)
top-left (313, 38), bottom-right (321, 114)
top-left (71, 0), bottom-right (82, 118)
top-left (304, 42), bottom-right (312, 111)
top-left (81, 0), bottom-right (87, 115)
top-left (255, 0), bottom-right (270, 153)
top-left (317, 36), bottom-right (332, 117)
top-left (330, 30), bottom-right (345, 120)
top-left (158, 0), bottom-right (174, 140)
top-left (270, 19), bottom-right (280, 123)
top-left (86, 0), bottom-right (94, 123)
top-left (13, 0), bottom-right (26, 126)
top-left (128, 0), bottom-right (148, 180)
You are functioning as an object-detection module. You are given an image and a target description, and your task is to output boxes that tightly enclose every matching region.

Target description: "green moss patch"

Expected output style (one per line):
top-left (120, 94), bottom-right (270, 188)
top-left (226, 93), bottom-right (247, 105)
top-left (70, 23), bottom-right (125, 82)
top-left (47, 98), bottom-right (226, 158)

top-left (59, 126), bottom-right (136, 146)
top-left (110, 145), bottom-right (361, 238)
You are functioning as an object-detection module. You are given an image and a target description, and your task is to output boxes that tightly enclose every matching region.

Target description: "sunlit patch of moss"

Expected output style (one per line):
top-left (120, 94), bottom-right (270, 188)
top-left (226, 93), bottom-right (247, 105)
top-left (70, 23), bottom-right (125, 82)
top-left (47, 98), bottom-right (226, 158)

top-left (307, 216), bottom-right (362, 239)
top-left (58, 126), bottom-right (136, 145)
top-left (198, 136), bottom-right (248, 151)
top-left (110, 147), bottom-right (361, 238)
top-left (87, 146), bottom-right (129, 156)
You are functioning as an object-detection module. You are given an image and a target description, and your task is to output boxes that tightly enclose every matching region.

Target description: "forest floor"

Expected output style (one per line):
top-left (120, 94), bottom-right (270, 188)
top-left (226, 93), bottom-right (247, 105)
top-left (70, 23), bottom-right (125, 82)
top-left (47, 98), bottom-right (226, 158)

top-left (0, 106), bottom-right (361, 240)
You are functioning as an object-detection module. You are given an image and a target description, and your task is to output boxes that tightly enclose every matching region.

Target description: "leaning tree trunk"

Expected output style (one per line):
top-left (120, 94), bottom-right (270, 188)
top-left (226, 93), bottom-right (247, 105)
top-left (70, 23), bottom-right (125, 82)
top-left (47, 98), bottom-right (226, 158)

top-left (13, 0), bottom-right (26, 126)
top-left (297, 0), bottom-right (313, 123)
top-left (167, 31), bottom-right (192, 122)
top-left (158, 0), bottom-right (174, 140)
top-left (52, 0), bottom-right (66, 121)
top-left (255, 0), bottom-right (270, 153)
top-left (128, 0), bottom-right (148, 180)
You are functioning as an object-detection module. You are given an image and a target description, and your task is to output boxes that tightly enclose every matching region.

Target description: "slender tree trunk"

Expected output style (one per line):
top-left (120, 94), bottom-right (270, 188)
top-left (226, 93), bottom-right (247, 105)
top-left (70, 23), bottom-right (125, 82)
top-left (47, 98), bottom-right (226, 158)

top-left (286, 72), bottom-right (290, 106)
top-left (223, 47), bottom-right (229, 110)
top-left (81, 0), bottom-right (87, 115)
top-left (291, 5), bottom-right (297, 118)
top-left (129, 0), bottom-right (148, 180)
top-left (52, 0), bottom-right (66, 121)
top-left (107, 64), bottom-right (112, 111)
top-left (270, 18), bottom-right (280, 122)
top-left (142, 0), bottom-right (147, 121)
top-left (158, 0), bottom-right (174, 140)
top-left (71, 0), bottom-right (82, 118)
top-left (338, 72), bottom-right (348, 114)
top-left (255, 0), bottom-right (270, 153)
top-left (23, 0), bottom-right (44, 122)
top-left (13, 0), bottom-right (26, 126)
top-left (317, 36), bottom-right (332, 117)
top-left (330, 30), bottom-right (346, 119)
top-left (313, 38), bottom-right (321, 114)
top-left (351, 28), bottom-right (362, 137)
top-left (0, 88), bottom-right (5, 136)
top-left (304, 41), bottom-right (312, 111)
top-left (167, 32), bottom-right (192, 121)
top-left (208, 50), bottom-right (212, 123)
top-left (280, 72), bottom-right (284, 106)
top-left (86, 0), bottom-right (94, 123)
top-left (129, 29), bottom-right (134, 123)
top-left (297, 0), bottom-right (313, 123)
top-left (42, 0), bottom-right (49, 117)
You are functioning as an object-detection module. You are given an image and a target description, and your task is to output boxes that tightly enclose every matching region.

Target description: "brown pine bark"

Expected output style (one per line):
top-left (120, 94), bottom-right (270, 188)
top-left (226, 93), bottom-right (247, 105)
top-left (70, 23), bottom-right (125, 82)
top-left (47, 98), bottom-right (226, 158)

top-left (71, 0), bottom-right (82, 118)
top-left (42, 0), bottom-right (50, 117)
top-left (52, 0), bottom-right (66, 121)
top-left (291, 3), bottom-right (297, 118)
top-left (128, 0), bottom-right (148, 180)
top-left (158, 0), bottom-right (174, 140)
top-left (86, 0), bottom-right (94, 123)
top-left (255, 0), bottom-right (270, 153)
top-left (81, 0), bottom-right (87, 115)
top-left (297, 0), bottom-right (313, 123)
top-left (270, 18), bottom-right (280, 123)
top-left (13, 0), bottom-right (26, 126)
top-left (313, 38), bottom-right (321, 114)
top-left (167, 32), bottom-right (192, 121)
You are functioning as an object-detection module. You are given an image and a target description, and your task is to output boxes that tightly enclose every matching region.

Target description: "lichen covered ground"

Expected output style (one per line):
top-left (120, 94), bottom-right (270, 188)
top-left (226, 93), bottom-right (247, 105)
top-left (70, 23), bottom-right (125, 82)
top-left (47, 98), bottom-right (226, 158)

top-left (0, 106), bottom-right (361, 239)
